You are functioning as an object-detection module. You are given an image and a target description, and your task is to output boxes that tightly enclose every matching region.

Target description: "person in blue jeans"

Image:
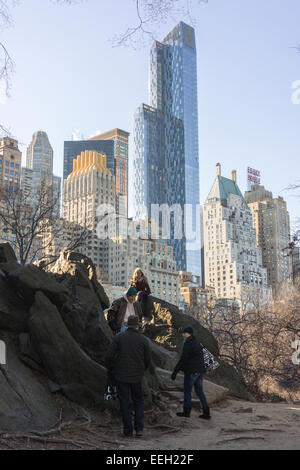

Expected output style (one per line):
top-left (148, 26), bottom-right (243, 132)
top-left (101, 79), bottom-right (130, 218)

top-left (104, 315), bottom-right (152, 437)
top-left (171, 326), bottom-right (210, 420)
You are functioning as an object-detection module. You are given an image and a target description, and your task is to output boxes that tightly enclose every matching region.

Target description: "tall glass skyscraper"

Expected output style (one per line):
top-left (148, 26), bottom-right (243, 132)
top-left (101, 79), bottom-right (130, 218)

top-left (25, 130), bottom-right (61, 217)
top-left (133, 22), bottom-right (201, 276)
top-left (26, 130), bottom-right (54, 187)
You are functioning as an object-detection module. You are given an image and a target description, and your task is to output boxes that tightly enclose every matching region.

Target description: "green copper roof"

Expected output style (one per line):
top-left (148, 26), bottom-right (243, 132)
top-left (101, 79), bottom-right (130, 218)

top-left (206, 175), bottom-right (247, 205)
top-left (219, 176), bottom-right (244, 200)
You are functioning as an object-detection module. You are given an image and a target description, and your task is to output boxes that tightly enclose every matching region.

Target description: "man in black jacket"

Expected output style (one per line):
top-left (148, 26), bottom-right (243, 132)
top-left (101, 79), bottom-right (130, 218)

top-left (104, 315), bottom-right (152, 437)
top-left (107, 286), bottom-right (143, 334)
top-left (171, 326), bottom-right (210, 420)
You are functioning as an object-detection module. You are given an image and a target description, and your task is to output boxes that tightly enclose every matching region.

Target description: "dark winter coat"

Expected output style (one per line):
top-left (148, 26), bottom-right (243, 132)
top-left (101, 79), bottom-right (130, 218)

top-left (131, 279), bottom-right (151, 295)
top-left (107, 296), bottom-right (143, 333)
top-left (173, 336), bottom-right (205, 376)
top-left (104, 328), bottom-right (152, 383)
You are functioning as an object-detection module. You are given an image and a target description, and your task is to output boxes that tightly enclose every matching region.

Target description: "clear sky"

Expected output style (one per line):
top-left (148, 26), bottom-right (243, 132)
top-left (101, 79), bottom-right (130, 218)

top-left (1, 0), bottom-right (300, 229)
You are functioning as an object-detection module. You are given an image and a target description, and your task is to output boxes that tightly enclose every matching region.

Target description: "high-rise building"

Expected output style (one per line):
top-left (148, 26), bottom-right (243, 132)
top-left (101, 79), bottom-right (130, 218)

top-left (21, 167), bottom-right (33, 196)
top-left (133, 22), bottom-right (201, 276)
top-left (26, 131), bottom-right (53, 184)
top-left (63, 129), bottom-right (129, 217)
top-left (89, 129), bottom-right (129, 217)
top-left (63, 139), bottom-right (114, 182)
top-left (179, 271), bottom-right (216, 316)
top-left (203, 164), bottom-right (270, 306)
top-left (0, 137), bottom-right (21, 191)
top-left (62, 150), bottom-right (115, 231)
top-left (25, 131), bottom-right (61, 217)
top-left (0, 137), bottom-right (22, 248)
top-left (245, 184), bottom-right (292, 289)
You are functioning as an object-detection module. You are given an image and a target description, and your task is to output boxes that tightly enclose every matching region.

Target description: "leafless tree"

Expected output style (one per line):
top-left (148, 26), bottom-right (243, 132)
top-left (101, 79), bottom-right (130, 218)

top-left (0, 183), bottom-right (88, 265)
top-left (111, 0), bottom-right (208, 47)
top-left (196, 284), bottom-right (300, 401)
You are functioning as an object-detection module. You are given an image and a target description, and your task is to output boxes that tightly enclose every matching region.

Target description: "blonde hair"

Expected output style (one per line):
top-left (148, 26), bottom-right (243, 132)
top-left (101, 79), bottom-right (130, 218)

top-left (131, 267), bottom-right (148, 285)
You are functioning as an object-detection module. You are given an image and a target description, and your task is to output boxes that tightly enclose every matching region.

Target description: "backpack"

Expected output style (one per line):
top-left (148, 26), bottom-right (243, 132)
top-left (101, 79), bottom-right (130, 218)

top-left (200, 344), bottom-right (220, 371)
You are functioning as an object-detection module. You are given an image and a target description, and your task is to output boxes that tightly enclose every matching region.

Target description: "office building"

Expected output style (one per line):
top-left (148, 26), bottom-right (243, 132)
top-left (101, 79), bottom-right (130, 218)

top-left (245, 184), bottom-right (292, 289)
top-left (133, 22), bottom-right (201, 276)
top-left (203, 164), bottom-right (270, 306)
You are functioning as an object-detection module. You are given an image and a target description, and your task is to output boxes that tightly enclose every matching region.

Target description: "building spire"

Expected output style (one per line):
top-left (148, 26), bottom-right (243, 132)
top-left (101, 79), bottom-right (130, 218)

top-left (216, 163), bottom-right (221, 176)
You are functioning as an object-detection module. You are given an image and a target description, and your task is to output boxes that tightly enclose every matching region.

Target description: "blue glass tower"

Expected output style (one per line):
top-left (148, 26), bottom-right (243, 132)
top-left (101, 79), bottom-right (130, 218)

top-left (133, 22), bottom-right (201, 276)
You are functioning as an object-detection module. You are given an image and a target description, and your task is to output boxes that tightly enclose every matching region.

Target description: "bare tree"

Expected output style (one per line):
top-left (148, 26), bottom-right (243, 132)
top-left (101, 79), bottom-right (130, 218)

top-left (111, 0), bottom-right (208, 47)
top-left (197, 284), bottom-right (300, 401)
top-left (0, 183), bottom-right (88, 265)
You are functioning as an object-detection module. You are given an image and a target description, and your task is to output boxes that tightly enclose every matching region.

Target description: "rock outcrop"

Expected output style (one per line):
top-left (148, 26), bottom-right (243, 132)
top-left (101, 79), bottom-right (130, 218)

top-left (0, 244), bottom-right (252, 432)
top-left (48, 249), bottom-right (112, 365)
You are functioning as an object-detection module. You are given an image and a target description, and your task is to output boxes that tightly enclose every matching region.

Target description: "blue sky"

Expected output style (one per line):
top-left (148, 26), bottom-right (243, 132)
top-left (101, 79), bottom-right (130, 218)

top-left (1, 0), bottom-right (300, 228)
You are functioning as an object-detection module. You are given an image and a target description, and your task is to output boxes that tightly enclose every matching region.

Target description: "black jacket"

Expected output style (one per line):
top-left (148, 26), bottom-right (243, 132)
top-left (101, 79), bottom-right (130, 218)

top-left (104, 328), bottom-right (151, 383)
top-left (107, 296), bottom-right (143, 333)
top-left (173, 336), bottom-right (205, 376)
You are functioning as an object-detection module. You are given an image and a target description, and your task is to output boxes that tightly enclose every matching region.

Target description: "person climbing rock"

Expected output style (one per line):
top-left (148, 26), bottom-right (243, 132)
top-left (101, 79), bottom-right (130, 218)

top-left (130, 268), bottom-right (151, 315)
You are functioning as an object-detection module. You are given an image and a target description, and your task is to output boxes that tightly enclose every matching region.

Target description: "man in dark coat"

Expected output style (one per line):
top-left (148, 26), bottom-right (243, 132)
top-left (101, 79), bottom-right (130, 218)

top-left (171, 325), bottom-right (210, 420)
top-left (104, 315), bottom-right (152, 437)
top-left (107, 286), bottom-right (143, 334)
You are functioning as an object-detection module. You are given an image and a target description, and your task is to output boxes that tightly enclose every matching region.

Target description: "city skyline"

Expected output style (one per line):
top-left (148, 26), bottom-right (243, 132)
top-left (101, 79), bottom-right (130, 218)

top-left (1, 0), bottom-right (300, 231)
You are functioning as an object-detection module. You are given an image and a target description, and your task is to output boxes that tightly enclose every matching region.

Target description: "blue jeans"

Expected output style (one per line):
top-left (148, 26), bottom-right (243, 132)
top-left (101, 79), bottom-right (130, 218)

top-left (184, 373), bottom-right (208, 410)
top-left (116, 381), bottom-right (144, 435)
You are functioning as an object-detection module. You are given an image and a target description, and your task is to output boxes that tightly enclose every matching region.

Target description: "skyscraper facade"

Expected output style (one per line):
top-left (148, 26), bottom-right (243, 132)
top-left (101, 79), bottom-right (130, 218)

top-left (25, 131), bottom-right (61, 217)
top-left (62, 150), bottom-right (115, 231)
top-left (89, 129), bottom-right (129, 217)
top-left (133, 22), bottom-right (201, 276)
top-left (26, 131), bottom-right (53, 185)
top-left (203, 164), bottom-right (271, 305)
top-left (63, 139), bottom-right (114, 182)
top-left (0, 137), bottom-right (21, 191)
top-left (245, 184), bottom-right (292, 290)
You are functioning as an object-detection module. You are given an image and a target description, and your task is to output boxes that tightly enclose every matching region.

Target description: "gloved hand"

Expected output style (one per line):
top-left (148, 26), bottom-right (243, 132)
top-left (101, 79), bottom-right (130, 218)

top-left (171, 371), bottom-right (177, 381)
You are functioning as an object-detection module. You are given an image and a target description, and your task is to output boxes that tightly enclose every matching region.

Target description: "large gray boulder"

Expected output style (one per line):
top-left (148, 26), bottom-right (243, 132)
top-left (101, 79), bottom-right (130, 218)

top-left (49, 249), bottom-right (112, 364)
top-left (0, 243), bottom-right (17, 263)
top-left (0, 262), bottom-right (69, 308)
top-left (0, 277), bottom-right (29, 332)
top-left (0, 244), bottom-right (251, 433)
top-left (0, 331), bottom-right (62, 432)
top-left (29, 291), bottom-right (108, 407)
top-left (50, 249), bottom-right (110, 310)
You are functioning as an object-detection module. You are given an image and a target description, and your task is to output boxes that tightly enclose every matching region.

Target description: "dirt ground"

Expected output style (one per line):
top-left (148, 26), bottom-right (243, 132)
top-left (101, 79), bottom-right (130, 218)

top-left (126, 398), bottom-right (300, 451)
top-left (0, 398), bottom-right (299, 450)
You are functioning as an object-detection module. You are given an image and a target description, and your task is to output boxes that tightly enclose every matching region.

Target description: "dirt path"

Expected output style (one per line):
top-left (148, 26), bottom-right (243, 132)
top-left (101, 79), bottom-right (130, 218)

top-left (125, 399), bottom-right (300, 450)
top-left (0, 398), bottom-right (299, 450)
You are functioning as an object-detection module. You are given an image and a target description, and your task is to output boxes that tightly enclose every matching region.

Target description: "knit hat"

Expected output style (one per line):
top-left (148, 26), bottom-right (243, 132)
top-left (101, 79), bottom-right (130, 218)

top-left (183, 326), bottom-right (193, 335)
top-left (127, 315), bottom-right (139, 328)
top-left (126, 286), bottom-right (137, 297)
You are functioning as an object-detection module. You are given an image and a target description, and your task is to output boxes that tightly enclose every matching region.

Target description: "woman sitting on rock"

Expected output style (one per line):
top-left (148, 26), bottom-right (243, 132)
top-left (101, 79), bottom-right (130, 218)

top-left (130, 268), bottom-right (151, 314)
